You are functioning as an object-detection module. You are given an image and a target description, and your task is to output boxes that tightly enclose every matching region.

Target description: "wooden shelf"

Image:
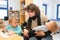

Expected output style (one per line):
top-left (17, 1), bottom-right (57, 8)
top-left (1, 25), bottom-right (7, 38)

top-left (20, 0), bottom-right (33, 25)
top-left (8, 10), bottom-right (20, 23)
top-left (20, 0), bottom-right (25, 25)
top-left (25, 0), bottom-right (33, 21)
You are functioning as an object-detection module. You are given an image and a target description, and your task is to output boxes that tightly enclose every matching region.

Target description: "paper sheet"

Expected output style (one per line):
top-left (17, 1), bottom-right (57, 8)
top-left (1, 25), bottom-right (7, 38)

top-left (0, 32), bottom-right (16, 38)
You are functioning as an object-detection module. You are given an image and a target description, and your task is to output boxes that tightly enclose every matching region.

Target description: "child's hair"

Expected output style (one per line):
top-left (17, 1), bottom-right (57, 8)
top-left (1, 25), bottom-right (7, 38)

top-left (51, 21), bottom-right (58, 32)
top-left (46, 21), bottom-right (58, 32)
top-left (9, 17), bottom-right (18, 24)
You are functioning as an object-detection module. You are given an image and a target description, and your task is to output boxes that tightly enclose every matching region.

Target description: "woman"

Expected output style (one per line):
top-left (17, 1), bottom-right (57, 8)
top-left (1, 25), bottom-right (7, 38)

top-left (21, 3), bottom-right (51, 40)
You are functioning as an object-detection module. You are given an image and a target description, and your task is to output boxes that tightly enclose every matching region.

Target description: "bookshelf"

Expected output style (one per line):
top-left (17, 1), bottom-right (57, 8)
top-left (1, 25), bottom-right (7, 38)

top-left (25, 0), bottom-right (33, 21)
top-left (8, 10), bottom-right (20, 23)
top-left (20, 0), bottom-right (33, 25)
top-left (20, 0), bottom-right (25, 25)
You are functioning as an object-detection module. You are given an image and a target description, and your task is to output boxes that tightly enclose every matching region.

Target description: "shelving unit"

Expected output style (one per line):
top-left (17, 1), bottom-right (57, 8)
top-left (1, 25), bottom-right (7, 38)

top-left (25, 0), bottom-right (33, 21)
top-left (20, 0), bottom-right (25, 25)
top-left (19, 0), bottom-right (33, 25)
top-left (8, 10), bottom-right (20, 23)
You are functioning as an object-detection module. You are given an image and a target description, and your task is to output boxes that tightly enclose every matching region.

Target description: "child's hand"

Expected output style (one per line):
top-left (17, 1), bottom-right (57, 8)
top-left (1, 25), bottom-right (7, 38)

top-left (7, 30), bottom-right (16, 36)
top-left (9, 30), bottom-right (15, 34)
top-left (7, 33), bottom-right (12, 36)
top-left (2, 26), bottom-right (8, 32)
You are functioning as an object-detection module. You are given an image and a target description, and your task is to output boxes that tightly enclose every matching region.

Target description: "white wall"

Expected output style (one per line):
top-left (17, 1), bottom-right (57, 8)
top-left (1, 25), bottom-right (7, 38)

top-left (8, 0), bottom-right (60, 19)
top-left (52, 0), bottom-right (60, 19)
top-left (4, 0), bottom-right (20, 26)
top-left (33, 0), bottom-right (60, 20)
top-left (8, 0), bottom-right (20, 11)
top-left (33, 0), bottom-right (52, 19)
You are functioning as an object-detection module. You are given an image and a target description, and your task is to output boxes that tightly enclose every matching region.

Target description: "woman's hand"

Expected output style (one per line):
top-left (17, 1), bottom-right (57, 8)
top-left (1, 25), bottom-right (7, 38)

top-left (35, 30), bottom-right (45, 37)
top-left (23, 29), bottom-right (29, 37)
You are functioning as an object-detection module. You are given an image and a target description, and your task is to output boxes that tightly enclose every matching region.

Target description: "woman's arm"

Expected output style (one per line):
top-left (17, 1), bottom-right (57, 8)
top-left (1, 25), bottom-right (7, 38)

top-left (35, 30), bottom-right (45, 37)
top-left (21, 22), bottom-right (27, 30)
top-left (21, 22), bottom-right (29, 37)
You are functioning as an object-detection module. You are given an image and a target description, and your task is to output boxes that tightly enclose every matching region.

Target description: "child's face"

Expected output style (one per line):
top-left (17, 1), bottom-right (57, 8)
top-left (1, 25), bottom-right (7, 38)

top-left (11, 19), bottom-right (18, 28)
top-left (45, 21), bottom-right (58, 32)
top-left (26, 10), bottom-right (35, 17)
top-left (45, 22), bottom-right (52, 30)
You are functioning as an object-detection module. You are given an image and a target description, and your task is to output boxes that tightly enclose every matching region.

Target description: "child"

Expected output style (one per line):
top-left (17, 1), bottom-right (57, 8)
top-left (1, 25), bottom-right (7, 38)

top-left (28, 21), bottom-right (58, 40)
top-left (3, 17), bottom-right (22, 36)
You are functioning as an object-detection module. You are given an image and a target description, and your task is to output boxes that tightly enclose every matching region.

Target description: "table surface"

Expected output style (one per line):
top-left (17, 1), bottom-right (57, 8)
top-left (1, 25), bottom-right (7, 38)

top-left (0, 35), bottom-right (23, 40)
top-left (0, 29), bottom-right (23, 40)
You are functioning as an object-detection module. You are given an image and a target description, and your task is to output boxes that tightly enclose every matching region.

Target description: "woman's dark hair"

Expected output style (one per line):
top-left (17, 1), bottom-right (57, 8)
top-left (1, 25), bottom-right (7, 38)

top-left (24, 3), bottom-right (40, 16)
top-left (24, 3), bottom-right (41, 30)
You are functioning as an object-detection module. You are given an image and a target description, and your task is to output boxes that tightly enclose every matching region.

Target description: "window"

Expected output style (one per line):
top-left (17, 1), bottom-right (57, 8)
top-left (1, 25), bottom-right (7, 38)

top-left (57, 4), bottom-right (60, 20)
top-left (0, 0), bottom-right (8, 19)
top-left (43, 4), bottom-right (47, 15)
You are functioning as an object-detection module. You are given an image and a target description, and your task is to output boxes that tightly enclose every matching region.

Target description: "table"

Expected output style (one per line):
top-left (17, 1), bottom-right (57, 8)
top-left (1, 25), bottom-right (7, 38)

top-left (0, 29), bottom-right (23, 40)
top-left (0, 35), bottom-right (23, 40)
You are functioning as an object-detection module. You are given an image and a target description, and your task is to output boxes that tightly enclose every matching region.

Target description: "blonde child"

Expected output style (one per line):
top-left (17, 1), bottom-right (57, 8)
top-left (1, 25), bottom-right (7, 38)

top-left (4, 17), bottom-right (22, 36)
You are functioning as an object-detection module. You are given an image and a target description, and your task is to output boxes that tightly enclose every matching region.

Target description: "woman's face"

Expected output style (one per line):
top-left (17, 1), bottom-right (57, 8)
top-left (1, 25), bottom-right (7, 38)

top-left (26, 10), bottom-right (35, 17)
